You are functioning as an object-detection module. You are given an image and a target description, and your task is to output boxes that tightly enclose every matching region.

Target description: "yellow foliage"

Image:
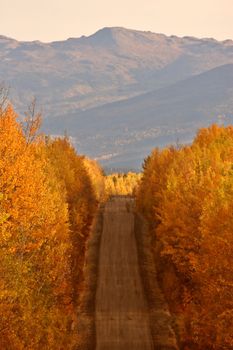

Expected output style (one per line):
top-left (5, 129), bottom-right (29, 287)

top-left (0, 105), bottom-right (102, 349)
top-left (105, 172), bottom-right (142, 197)
top-left (137, 124), bottom-right (233, 349)
top-left (83, 157), bottom-right (105, 201)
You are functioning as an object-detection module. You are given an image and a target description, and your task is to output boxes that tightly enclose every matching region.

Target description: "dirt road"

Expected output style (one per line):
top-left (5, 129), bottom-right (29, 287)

top-left (95, 196), bottom-right (154, 350)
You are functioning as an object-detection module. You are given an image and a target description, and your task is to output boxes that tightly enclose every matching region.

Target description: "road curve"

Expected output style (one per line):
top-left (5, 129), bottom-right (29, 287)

top-left (95, 196), bottom-right (154, 350)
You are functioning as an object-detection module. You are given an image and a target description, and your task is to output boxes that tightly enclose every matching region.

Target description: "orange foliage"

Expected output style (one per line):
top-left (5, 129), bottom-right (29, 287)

top-left (137, 124), bottom-right (233, 349)
top-left (46, 137), bottom-right (98, 298)
top-left (105, 172), bottom-right (142, 197)
top-left (0, 105), bottom-right (101, 349)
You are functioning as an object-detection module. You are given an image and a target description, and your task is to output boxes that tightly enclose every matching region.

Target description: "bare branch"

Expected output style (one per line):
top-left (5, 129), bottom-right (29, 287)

top-left (0, 83), bottom-right (9, 112)
top-left (22, 97), bottom-right (42, 144)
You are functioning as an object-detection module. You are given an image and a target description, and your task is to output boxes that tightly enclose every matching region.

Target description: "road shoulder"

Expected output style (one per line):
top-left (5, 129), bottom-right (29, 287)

top-left (134, 213), bottom-right (179, 350)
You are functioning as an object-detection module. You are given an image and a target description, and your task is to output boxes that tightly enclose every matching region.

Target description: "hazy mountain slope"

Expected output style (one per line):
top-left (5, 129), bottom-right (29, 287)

top-left (2, 27), bottom-right (233, 167)
top-left (1, 27), bottom-right (233, 117)
top-left (44, 64), bottom-right (233, 168)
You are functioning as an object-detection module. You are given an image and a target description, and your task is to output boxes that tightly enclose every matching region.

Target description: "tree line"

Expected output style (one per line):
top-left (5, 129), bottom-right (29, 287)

top-left (105, 172), bottom-right (142, 197)
top-left (0, 104), bottom-right (104, 349)
top-left (137, 124), bottom-right (233, 349)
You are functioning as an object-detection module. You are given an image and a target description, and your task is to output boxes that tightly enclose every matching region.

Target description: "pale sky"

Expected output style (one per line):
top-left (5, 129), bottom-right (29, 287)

top-left (1, 0), bottom-right (233, 42)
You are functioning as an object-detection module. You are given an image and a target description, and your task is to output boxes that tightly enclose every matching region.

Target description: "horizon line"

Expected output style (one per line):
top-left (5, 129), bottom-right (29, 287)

top-left (1, 26), bottom-right (233, 45)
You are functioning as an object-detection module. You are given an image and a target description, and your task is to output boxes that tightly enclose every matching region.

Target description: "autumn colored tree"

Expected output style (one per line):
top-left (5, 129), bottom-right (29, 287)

top-left (137, 124), bottom-right (233, 349)
top-left (0, 104), bottom-right (102, 349)
top-left (83, 157), bottom-right (105, 202)
top-left (105, 172), bottom-right (142, 197)
top-left (0, 105), bottom-right (74, 348)
top-left (45, 137), bottom-right (99, 300)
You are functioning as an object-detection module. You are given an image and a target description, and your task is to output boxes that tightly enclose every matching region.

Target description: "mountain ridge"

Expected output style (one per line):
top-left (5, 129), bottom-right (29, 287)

top-left (1, 27), bottom-right (233, 116)
top-left (1, 27), bottom-right (233, 166)
top-left (1, 27), bottom-right (233, 44)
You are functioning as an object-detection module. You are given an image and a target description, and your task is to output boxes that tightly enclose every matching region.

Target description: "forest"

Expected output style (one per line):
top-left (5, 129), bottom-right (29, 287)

top-left (137, 124), bottom-right (233, 349)
top-left (0, 103), bottom-right (104, 349)
top-left (1, 98), bottom-right (232, 349)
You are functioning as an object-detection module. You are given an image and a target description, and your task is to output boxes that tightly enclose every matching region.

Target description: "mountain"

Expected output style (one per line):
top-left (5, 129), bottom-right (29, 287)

top-left (1, 27), bottom-right (233, 115)
top-left (1, 27), bottom-right (233, 167)
top-left (44, 64), bottom-right (233, 168)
